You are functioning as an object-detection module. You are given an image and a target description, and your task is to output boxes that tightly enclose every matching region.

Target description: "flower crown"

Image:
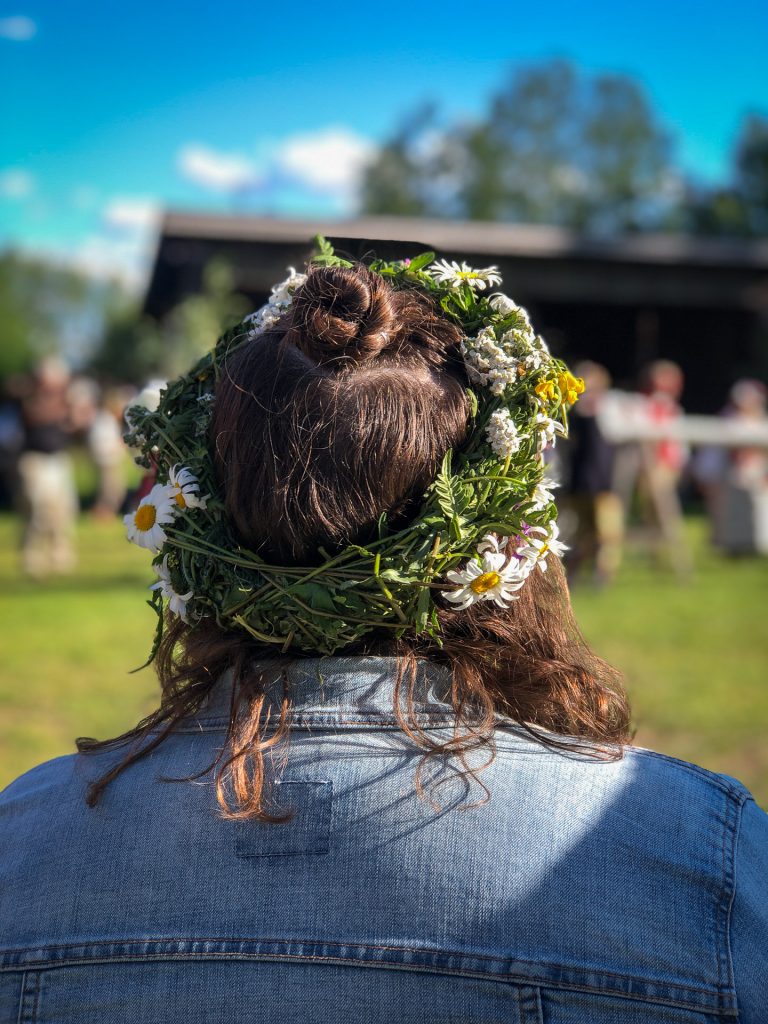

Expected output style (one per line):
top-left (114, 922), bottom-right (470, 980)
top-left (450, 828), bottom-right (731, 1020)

top-left (123, 237), bottom-right (583, 660)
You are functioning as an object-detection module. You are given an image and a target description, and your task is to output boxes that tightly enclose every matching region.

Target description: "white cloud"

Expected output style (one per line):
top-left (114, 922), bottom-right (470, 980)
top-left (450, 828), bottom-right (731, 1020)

top-left (178, 144), bottom-right (262, 193)
top-left (275, 127), bottom-right (375, 196)
top-left (103, 196), bottom-right (160, 232)
top-left (0, 167), bottom-right (35, 199)
top-left (175, 128), bottom-right (377, 211)
top-left (0, 15), bottom-right (36, 40)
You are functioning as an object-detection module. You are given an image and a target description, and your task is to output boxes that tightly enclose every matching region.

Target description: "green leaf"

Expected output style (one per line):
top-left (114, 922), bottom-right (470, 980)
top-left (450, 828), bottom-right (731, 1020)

top-left (434, 451), bottom-right (470, 541)
top-left (414, 586), bottom-right (432, 632)
top-left (379, 568), bottom-right (419, 584)
top-left (311, 234), bottom-right (353, 268)
top-left (407, 251), bottom-right (435, 272)
top-left (466, 388), bottom-right (478, 420)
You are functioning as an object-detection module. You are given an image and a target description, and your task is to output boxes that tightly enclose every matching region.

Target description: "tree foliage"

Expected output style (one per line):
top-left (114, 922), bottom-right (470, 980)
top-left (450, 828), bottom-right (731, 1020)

top-left (362, 59), bottom-right (768, 239)
top-left (362, 60), bottom-right (674, 235)
top-left (0, 252), bottom-right (107, 381)
top-left (89, 258), bottom-right (248, 386)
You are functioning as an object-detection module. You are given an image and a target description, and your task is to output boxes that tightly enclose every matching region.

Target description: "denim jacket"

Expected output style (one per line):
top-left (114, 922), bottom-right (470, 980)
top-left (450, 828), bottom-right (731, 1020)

top-left (1, 656), bottom-right (766, 1023)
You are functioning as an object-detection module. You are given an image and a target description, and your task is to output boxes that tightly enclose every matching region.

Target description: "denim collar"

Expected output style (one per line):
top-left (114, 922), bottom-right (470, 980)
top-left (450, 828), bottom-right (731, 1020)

top-left (194, 656), bottom-right (457, 729)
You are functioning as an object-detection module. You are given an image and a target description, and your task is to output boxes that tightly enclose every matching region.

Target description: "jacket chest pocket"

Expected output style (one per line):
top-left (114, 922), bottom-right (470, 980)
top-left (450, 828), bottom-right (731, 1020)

top-left (235, 780), bottom-right (333, 858)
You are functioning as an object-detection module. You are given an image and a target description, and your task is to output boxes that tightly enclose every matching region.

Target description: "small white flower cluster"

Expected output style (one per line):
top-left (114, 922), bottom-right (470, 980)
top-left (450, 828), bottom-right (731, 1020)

top-left (444, 523), bottom-right (568, 610)
top-left (124, 464), bottom-right (208, 619)
top-left (431, 260), bottom-right (502, 291)
top-left (461, 327), bottom-right (522, 396)
top-left (486, 408), bottom-right (526, 459)
top-left (243, 266), bottom-right (307, 333)
top-left (461, 302), bottom-right (552, 399)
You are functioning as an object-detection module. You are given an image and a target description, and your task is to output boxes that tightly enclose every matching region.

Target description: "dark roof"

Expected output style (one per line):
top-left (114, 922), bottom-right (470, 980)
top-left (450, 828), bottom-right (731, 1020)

top-left (144, 211), bottom-right (768, 320)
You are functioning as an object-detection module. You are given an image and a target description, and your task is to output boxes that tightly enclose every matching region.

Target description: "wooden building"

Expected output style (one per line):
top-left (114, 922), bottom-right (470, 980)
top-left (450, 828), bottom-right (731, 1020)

top-left (144, 212), bottom-right (768, 412)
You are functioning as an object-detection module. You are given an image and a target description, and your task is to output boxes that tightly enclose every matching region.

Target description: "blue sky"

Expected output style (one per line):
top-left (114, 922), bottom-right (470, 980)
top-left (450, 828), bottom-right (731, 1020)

top-left (1, 0), bottom-right (766, 289)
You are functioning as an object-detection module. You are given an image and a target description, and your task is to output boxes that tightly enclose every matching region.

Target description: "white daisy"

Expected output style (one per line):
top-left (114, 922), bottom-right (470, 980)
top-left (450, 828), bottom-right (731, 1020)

top-left (531, 476), bottom-right (559, 510)
top-left (167, 464), bottom-right (207, 510)
top-left (431, 259), bottom-right (502, 291)
top-left (124, 484), bottom-right (176, 552)
top-left (486, 408), bottom-right (527, 459)
top-left (150, 555), bottom-right (193, 621)
top-left (444, 534), bottom-right (527, 610)
top-left (535, 413), bottom-right (567, 450)
top-left (517, 522), bottom-right (568, 573)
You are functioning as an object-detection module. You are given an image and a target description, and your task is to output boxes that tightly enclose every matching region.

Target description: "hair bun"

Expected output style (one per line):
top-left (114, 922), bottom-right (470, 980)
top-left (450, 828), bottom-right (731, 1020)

top-left (288, 266), bottom-right (396, 365)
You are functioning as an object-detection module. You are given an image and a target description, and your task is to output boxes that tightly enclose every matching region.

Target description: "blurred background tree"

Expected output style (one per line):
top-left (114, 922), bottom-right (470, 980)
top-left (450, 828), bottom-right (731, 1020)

top-left (88, 258), bottom-right (247, 385)
top-left (363, 60), bottom-right (768, 240)
top-left (363, 60), bottom-right (676, 233)
top-left (0, 252), bottom-right (114, 380)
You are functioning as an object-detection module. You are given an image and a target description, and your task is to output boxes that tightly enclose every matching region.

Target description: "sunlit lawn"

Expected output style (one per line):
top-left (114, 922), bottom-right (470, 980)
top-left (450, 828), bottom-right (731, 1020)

top-left (1, 514), bottom-right (766, 805)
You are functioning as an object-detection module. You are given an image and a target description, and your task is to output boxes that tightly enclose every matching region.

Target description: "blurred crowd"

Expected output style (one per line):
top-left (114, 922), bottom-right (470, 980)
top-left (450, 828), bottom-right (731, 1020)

top-left (1, 357), bottom-right (767, 582)
top-left (556, 361), bottom-right (768, 585)
top-left (0, 359), bottom-right (137, 577)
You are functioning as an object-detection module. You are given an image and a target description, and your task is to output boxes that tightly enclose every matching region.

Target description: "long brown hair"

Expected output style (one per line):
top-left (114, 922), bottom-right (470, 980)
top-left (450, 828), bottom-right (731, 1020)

top-left (79, 263), bottom-right (631, 817)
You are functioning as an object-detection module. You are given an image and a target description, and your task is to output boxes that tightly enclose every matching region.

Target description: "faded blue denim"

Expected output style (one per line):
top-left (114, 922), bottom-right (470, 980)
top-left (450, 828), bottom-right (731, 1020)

top-left (1, 656), bottom-right (766, 1022)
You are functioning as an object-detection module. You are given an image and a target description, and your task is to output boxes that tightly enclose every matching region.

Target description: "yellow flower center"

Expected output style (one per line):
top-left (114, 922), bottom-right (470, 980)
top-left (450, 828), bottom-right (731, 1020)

top-left (134, 504), bottom-right (157, 531)
top-left (174, 488), bottom-right (186, 509)
top-left (470, 571), bottom-right (501, 594)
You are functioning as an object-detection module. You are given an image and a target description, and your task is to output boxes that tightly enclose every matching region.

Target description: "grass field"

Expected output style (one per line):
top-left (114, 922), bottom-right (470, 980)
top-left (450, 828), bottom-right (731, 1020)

top-left (1, 514), bottom-right (766, 804)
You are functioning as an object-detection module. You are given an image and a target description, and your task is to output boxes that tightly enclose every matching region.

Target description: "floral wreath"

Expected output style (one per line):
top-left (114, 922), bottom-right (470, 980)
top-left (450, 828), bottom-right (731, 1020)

top-left (123, 237), bottom-right (584, 660)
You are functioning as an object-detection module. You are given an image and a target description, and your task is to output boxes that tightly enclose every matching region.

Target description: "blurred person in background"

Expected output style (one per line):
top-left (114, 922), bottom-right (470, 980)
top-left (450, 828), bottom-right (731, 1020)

top-left (636, 359), bottom-right (692, 578)
top-left (562, 361), bottom-right (623, 586)
top-left (88, 387), bottom-right (130, 519)
top-left (15, 357), bottom-right (79, 577)
top-left (718, 379), bottom-right (768, 555)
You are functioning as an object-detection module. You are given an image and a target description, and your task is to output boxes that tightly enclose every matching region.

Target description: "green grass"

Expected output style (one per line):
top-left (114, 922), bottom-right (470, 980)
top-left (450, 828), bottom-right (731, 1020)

top-left (1, 515), bottom-right (766, 805)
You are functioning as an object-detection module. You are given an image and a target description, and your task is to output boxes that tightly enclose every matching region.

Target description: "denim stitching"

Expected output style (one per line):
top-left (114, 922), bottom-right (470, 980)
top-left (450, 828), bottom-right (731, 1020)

top-left (0, 938), bottom-right (734, 1003)
top-left (0, 952), bottom-right (737, 1014)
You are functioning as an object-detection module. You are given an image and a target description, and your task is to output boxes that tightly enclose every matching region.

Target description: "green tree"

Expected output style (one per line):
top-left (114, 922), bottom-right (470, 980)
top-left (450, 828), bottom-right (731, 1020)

top-left (734, 114), bottom-right (768, 236)
top-left (89, 258), bottom-right (248, 385)
top-left (0, 251), bottom-right (110, 382)
top-left (362, 60), bottom-right (674, 234)
top-left (683, 114), bottom-right (768, 238)
top-left (360, 105), bottom-right (449, 217)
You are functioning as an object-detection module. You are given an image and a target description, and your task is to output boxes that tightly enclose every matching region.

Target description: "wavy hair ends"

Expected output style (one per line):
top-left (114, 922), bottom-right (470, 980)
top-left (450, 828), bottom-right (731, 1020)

top-left (77, 263), bottom-right (631, 818)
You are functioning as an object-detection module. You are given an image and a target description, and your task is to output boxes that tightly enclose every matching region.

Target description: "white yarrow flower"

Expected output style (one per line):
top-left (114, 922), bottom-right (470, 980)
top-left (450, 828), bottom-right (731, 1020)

top-left (488, 293), bottom-right (518, 316)
top-left (444, 534), bottom-right (527, 610)
top-left (150, 555), bottom-right (193, 621)
top-left (168, 464), bottom-right (207, 510)
top-left (461, 327), bottom-right (522, 396)
top-left (124, 484), bottom-right (176, 552)
top-left (243, 266), bottom-right (307, 333)
top-left (431, 259), bottom-right (502, 291)
top-left (486, 408), bottom-right (526, 459)
top-left (269, 266), bottom-right (307, 307)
